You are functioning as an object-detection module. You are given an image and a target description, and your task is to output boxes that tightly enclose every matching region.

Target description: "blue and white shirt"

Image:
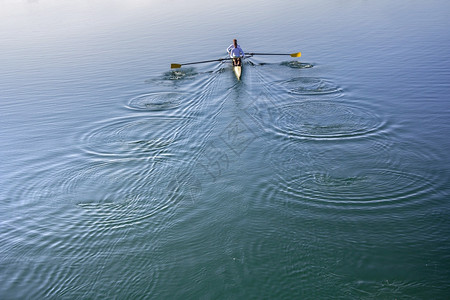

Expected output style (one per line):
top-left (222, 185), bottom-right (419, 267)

top-left (227, 44), bottom-right (245, 58)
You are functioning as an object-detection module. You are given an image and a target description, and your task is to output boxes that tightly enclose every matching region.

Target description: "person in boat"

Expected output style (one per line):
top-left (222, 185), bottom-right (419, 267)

top-left (227, 39), bottom-right (245, 66)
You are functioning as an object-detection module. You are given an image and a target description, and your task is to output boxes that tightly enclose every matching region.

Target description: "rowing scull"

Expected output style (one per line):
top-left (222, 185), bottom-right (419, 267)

top-left (233, 63), bottom-right (242, 80)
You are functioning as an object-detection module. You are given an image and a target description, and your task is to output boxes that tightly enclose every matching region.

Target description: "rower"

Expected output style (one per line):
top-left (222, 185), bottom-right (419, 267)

top-left (227, 39), bottom-right (245, 66)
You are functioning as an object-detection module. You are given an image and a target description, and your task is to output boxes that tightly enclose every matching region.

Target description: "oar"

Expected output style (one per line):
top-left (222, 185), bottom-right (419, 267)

top-left (171, 58), bottom-right (231, 69)
top-left (245, 52), bottom-right (301, 57)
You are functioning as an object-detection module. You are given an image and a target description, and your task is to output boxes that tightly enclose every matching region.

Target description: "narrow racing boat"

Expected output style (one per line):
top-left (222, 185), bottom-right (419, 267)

top-left (233, 62), bottom-right (242, 80)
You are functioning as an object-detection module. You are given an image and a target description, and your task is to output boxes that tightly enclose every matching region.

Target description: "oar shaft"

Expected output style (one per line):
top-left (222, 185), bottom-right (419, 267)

top-left (171, 57), bottom-right (232, 68)
top-left (181, 58), bottom-right (228, 66)
top-left (247, 53), bottom-right (291, 55)
top-left (246, 52), bottom-right (301, 57)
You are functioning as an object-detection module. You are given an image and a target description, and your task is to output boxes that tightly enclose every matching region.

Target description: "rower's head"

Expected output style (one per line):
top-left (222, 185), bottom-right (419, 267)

top-left (233, 39), bottom-right (238, 47)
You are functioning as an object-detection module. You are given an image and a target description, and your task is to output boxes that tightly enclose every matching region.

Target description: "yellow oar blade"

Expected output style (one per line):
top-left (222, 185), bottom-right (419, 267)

top-left (171, 63), bottom-right (182, 69)
top-left (290, 52), bottom-right (301, 57)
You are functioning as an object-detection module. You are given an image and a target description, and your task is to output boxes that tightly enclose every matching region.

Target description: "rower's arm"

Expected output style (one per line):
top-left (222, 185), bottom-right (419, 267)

top-left (239, 47), bottom-right (245, 57)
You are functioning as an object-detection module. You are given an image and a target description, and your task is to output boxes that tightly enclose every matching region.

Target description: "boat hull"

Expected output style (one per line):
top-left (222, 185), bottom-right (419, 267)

top-left (233, 65), bottom-right (242, 80)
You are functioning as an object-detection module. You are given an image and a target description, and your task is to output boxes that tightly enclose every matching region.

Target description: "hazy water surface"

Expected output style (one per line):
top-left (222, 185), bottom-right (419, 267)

top-left (1, 0), bottom-right (450, 298)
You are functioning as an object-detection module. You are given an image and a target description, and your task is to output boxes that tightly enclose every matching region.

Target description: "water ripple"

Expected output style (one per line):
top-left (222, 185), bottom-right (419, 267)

top-left (160, 68), bottom-right (198, 81)
top-left (280, 61), bottom-right (314, 69)
top-left (276, 77), bottom-right (342, 95)
top-left (0, 153), bottom-right (194, 297)
top-left (77, 185), bottom-right (182, 229)
top-left (126, 92), bottom-right (191, 111)
top-left (144, 68), bottom-right (200, 88)
top-left (267, 135), bottom-right (395, 177)
top-left (79, 115), bottom-right (189, 159)
top-left (261, 166), bottom-right (443, 215)
top-left (249, 99), bottom-right (387, 141)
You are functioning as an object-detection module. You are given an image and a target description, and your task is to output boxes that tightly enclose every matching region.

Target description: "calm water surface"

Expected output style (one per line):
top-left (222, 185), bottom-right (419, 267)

top-left (1, 0), bottom-right (450, 298)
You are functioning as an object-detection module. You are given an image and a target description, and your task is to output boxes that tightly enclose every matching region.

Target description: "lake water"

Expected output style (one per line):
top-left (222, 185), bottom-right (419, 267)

top-left (1, 0), bottom-right (450, 298)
